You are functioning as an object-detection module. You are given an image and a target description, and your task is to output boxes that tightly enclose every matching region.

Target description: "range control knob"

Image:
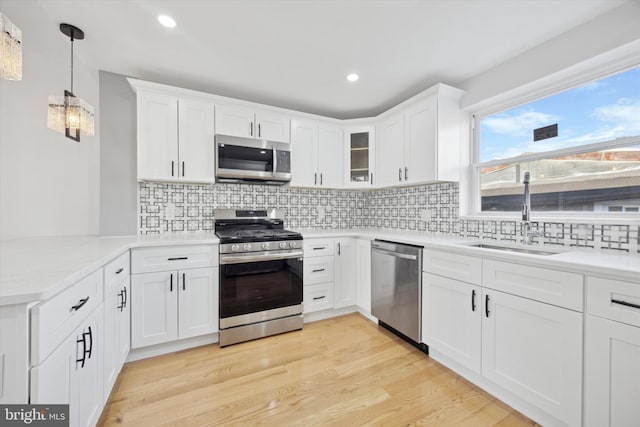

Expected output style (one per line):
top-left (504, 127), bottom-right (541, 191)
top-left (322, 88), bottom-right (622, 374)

top-left (289, 241), bottom-right (297, 248)
top-left (231, 244), bottom-right (240, 252)
top-left (243, 243), bottom-right (252, 251)
top-left (279, 241), bottom-right (287, 249)
top-left (261, 243), bottom-right (269, 250)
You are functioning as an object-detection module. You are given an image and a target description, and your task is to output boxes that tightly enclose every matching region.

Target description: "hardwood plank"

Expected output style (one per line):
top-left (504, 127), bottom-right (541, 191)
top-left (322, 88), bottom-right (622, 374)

top-left (99, 313), bottom-right (539, 426)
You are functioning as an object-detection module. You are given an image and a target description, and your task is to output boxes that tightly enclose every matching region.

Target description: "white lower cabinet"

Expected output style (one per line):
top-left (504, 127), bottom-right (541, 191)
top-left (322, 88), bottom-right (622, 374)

top-left (481, 288), bottom-right (583, 427)
top-left (334, 238), bottom-right (356, 309)
top-left (131, 267), bottom-right (218, 348)
top-left (31, 305), bottom-right (104, 427)
top-left (103, 278), bottom-right (130, 400)
top-left (585, 315), bottom-right (640, 427)
top-left (304, 283), bottom-right (334, 313)
top-left (421, 272), bottom-right (481, 374)
top-left (356, 239), bottom-right (371, 312)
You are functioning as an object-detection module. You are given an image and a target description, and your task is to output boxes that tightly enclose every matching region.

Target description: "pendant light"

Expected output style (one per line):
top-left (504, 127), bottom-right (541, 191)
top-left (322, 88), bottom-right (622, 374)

top-left (47, 23), bottom-right (94, 142)
top-left (0, 12), bottom-right (22, 80)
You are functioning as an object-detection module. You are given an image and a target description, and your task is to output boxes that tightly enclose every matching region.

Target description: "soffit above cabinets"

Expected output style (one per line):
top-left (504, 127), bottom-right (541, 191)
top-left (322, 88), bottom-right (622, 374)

top-left (26, 0), bottom-right (626, 118)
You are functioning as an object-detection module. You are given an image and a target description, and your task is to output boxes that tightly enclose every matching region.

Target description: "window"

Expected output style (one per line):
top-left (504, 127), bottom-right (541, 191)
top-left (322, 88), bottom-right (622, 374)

top-left (474, 66), bottom-right (640, 215)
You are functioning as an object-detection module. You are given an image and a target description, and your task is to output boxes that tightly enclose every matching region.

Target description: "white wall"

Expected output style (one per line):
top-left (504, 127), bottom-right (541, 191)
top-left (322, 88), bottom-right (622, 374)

top-left (0, 1), bottom-right (100, 240)
top-left (459, 0), bottom-right (640, 109)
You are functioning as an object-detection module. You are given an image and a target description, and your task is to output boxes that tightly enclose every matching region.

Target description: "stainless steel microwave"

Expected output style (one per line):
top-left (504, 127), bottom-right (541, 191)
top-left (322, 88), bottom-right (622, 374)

top-left (214, 134), bottom-right (291, 185)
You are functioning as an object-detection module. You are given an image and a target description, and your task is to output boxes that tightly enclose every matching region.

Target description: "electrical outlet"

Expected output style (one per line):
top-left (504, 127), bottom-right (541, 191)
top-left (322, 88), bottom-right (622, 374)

top-left (420, 210), bottom-right (431, 221)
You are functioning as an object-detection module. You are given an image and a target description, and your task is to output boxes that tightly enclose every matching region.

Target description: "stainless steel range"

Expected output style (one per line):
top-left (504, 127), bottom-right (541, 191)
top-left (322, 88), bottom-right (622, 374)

top-left (215, 209), bottom-right (303, 347)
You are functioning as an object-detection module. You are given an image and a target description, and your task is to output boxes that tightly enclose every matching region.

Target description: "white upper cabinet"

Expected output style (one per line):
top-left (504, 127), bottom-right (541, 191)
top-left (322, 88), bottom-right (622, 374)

top-left (345, 126), bottom-right (375, 188)
top-left (136, 89), bottom-right (215, 183)
top-left (178, 98), bottom-right (216, 182)
top-left (376, 113), bottom-right (405, 187)
top-left (290, 119), bottom-right (343, 188)
top-left (137, 91), bottom-right (179, 181)
top-left (216, 104), bottom-right (290, 143)
top-left (376, 85), bottom-right (463, 187)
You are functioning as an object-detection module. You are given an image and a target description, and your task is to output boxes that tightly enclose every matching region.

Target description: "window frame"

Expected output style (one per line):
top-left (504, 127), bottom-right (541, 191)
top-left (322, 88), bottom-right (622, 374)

top-left (467, 60), bottom-right (640, 222)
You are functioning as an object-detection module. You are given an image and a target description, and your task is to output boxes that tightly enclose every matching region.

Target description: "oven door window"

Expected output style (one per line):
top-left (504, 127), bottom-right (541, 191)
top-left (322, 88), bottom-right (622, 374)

top-left (220, 258), bottom-right (303, 318)
top-left (218, 144), bottom-right (273, 172)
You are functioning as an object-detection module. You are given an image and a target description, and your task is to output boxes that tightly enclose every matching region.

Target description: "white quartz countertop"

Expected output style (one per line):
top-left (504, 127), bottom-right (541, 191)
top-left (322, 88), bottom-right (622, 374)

top-left (299, 228), bottom-right (640, 282)
top-left (0, 233), bottom-right (219, 306)
top-left (2, 229), bottom-right (638, 306)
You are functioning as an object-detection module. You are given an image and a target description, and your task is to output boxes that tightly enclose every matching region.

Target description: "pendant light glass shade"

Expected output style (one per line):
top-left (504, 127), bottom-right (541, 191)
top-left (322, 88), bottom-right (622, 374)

top-left (47, 91), bottom-right (95, 139)
top-left (0, 12), bottom-right (22, 80)
top-left (46, 24), bottom-right (94, 142)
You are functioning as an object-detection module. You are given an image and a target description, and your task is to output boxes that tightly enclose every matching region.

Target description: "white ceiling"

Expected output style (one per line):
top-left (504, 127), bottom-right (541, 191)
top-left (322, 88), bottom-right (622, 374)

top-left (28, 0), bottom-right (629, 118)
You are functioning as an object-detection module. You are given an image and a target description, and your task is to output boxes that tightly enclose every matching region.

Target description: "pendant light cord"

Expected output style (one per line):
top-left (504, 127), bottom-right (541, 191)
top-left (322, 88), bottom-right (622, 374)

top-left (70, 31), bottom-right (74, 93)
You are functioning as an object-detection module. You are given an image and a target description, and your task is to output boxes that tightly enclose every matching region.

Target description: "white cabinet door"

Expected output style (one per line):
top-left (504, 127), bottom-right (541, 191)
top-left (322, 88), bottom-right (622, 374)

top-left (585, 315), bottom-right (640, 427)
top-left (334, 238), bottom-right (357, 309)
top-left (317, 123), bottom-right (344, 188)
top-left (482, 289), bottom-right (582, 427)
top-left (255, 109), bottom-right (290, 143)
top-left (103, 287), bottom-right (120, 400)
top-left (131, 271), bottom-right (178, 348)
top-left (32, 305), bottom-right (104, 427)
top-left (178, 98), bottom-right (215, 182)
top-left (404, 96), bottom-right (436, 184)
top-left (75, 305), bottom-right (104, 427)
top-left (137, 91), bottom-right (179, 181)
top-left (356, 239), bottom-right (371, 312)
top-left (215, 104), bottom-right (255, 138)
top-left (376, 113), bottom-right (405, 187)
top-left (117, 279), bottom-right (131, 369)
top-left (290, 118), bottom-right (318, 187)
top-left (422, 273), bottom-right (481, 373)
top-left (178, 267), bottom-right (219, 339)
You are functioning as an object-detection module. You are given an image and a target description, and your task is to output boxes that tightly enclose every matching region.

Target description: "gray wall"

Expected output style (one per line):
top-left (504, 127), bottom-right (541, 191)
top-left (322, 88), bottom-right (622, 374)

top-left (99, 71), bottom-right (137, 235)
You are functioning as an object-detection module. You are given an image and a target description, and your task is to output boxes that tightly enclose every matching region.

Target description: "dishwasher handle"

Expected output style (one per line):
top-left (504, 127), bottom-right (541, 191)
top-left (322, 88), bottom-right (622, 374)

top-left (372, 247), bottom-right (418, 261)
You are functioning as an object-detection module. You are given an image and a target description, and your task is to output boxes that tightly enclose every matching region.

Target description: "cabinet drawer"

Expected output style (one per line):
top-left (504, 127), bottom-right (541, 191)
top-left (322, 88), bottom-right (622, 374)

top-left (304, 239), bottom-right (334, 257)
top-left (423, 249), bottom-right (482, 285)
top-left (31, 269), bottom-right (103, 366)
top-left (131, 245), bottom-right (218, 274)
top-left (483, 259), bottom-right (583, 311)
top-left (304, 256), bottom-right (335, 285)
top-left (104, 251), bottom-right (130, 294)
top-left (587, 276), bottom-right (640, 327)
top-left (304, 282), bottom-right (334, 313)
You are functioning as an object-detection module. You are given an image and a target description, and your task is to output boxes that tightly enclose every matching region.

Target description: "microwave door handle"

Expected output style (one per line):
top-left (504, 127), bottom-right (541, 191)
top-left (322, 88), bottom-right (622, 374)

top-left (272, 147), bottom-right (277, 176)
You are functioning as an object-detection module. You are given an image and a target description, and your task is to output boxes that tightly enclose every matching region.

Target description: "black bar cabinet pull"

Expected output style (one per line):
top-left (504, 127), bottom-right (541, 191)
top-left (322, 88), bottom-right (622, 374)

top-left (71, 297), bottom-right (90, 312)
top-left (168, 257), bottom-right (188, 261)
top-left (314, 173), bottom-right (317, 185)
top-left (258, 123), bottom-right (261, 138)
top-left (86, 326), bottom-right (93, 359)
top-left (337, 242), bottom-right (341, 256)
top-left (250, 122), bottom-right (253, 136)
top-left (612, 299), bottom-right (640, 310)
top-left (170, 273), bottom-right (173, 292)
top-left (171, 161), bottom-right (174, 176)
top-left (312, 268), bottom-right (325, 273)
top-left (405, 167), bottom-right (408, 181)
top-left (320, 173), bottom-right (323, 186)
top-left (76, 333), bottom-right (86, 368)
top-left (471, 290), bottom-right (476, 312)
top-left (182, 273), bottom-right (186, 291)
top-left (485, 294), bottom-right (490, 318)
top-left (313, 296), bottom-right (326, 300)
top-left (117, 291), bottom-right (124, 311)
top-left (398, 168), bottom-right (402, 182)
top-left (115, 267), bottom-right (124, 275)
top-left (182, 161), bottom-right (185, 177)
top-left (312, 247), bottom-right (324, 251)
top-left (370, 172), bottom-right (373, 185)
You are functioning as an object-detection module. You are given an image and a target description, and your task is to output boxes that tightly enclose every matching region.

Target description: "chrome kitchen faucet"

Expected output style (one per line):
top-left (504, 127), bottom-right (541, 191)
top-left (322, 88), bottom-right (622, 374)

top-left (521, 171), bottom-right (540, 245)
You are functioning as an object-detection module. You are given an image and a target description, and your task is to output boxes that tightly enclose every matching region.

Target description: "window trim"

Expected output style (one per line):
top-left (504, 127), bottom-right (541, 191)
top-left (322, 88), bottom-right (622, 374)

top-left (466, 55), bottom-right (640, 222)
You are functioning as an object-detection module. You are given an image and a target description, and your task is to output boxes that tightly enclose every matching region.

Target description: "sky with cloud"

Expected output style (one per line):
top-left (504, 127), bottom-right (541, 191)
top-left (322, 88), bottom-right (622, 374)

top-left (480, 67), bottom-right (640, 162)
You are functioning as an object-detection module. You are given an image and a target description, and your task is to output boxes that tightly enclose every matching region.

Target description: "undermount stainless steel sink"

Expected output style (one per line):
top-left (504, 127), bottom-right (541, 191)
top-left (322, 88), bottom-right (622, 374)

top-left (467, 243), bottom-right (559, 256)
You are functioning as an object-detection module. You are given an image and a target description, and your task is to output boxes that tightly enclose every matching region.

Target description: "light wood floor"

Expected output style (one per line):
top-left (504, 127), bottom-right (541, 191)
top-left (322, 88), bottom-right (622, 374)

top-left (99, 314), bottom-right (537, 426)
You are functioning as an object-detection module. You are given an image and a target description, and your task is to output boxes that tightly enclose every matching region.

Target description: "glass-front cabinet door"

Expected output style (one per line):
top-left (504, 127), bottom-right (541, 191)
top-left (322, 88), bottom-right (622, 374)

top-left (344, 126), bottom-right (375, 188)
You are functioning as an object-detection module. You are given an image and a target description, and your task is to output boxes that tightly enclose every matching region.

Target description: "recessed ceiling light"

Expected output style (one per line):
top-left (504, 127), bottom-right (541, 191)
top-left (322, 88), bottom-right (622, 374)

top-left (158, 15), bottom-right (176, 28)
top-left (347, 73), bottom-right (359, 82)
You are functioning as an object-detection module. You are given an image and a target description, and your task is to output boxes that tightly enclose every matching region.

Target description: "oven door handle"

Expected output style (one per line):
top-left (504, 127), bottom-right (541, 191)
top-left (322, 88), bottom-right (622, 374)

top-left (220, 250), bottom-right (304, 265)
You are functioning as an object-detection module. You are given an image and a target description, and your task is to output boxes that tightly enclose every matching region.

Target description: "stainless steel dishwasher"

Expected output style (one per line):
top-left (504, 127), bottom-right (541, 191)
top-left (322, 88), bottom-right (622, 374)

top-left (371, 240), bottom-right (424, 347)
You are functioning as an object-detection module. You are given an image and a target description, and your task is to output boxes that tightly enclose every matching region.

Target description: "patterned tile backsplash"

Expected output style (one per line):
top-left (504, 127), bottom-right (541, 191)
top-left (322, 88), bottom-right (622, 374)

top-left (139, 182), bottom-right (640, 254)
